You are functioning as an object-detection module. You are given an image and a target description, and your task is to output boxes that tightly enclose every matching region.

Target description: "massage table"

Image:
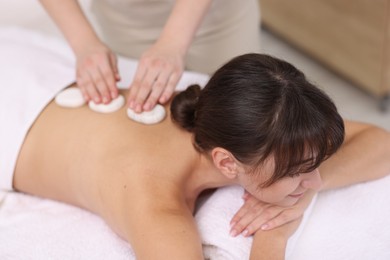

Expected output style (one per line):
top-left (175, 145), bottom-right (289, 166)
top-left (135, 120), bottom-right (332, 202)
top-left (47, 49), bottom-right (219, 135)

top-left (0, 27), bottom-right (389, 260)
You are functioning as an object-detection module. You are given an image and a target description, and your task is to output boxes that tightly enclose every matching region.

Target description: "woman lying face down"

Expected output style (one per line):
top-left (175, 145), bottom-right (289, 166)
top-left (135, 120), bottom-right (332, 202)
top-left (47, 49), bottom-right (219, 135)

top-left (170, 54), bottom-right (343, 207)
top-left (12, 53), bottom-right (390, 259)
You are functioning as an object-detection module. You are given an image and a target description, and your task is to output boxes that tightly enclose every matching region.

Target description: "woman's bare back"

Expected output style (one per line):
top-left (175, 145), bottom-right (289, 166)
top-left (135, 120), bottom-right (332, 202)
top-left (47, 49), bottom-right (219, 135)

top-left (13, 88), bottom-right (201, 236)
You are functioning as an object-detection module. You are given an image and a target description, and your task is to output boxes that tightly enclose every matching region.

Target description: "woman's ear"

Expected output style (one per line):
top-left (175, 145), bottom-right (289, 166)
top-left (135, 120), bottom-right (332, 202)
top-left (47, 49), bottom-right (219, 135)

top-left (211, 147), bottom-right (243, 179)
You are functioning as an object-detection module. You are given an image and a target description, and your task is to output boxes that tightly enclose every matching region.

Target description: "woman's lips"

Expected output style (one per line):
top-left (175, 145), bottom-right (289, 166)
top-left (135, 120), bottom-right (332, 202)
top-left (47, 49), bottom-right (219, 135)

top-left (288, 192), bottom-right (305, 198)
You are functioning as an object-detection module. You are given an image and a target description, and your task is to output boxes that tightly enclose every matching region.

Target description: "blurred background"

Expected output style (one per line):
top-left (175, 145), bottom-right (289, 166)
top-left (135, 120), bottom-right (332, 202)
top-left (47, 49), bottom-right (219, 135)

top-left (1, 0), bottom-right (389, 130)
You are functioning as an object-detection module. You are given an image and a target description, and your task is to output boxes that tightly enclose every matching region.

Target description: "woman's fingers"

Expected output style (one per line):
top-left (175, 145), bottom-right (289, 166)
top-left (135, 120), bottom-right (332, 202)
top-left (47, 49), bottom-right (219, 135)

top-left (230, 204), bottom-right (268, 237)
top-left (230, 195), bottom-right (261, 226)
top-left (231, 207), bottom-right (299, 237)
top-left (242, 190), bottom-right (251, 200)
top-left (229, 191), bottom-right (318, 237)
top-left (259, 209), bottom-right (302, 231)
top-left (230, 194), bottom-right (273, 237)
top-left (260, 191), bottom-right (317, 231)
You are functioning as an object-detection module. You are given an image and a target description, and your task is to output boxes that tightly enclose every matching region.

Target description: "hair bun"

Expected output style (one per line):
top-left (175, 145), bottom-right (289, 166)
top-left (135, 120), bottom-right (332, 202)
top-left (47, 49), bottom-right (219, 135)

top-left (170, 84), bottom-right (201, 131)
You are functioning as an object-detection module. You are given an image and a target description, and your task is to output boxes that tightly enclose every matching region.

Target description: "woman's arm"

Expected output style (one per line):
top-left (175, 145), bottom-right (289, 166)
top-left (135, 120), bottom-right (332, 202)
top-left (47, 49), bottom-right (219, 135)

top-left (249, 217), bottom-right (302, 260)
top-left (127, 0), bottom-right (213, 112)
top-left (320, 120), bottom-right (390, 190)
top-left (122, 199), bottom-right (204, 259)
top-left (231, 121), bottom-right (390, 236)
top-left (248, 121), bottom-right (390, 258)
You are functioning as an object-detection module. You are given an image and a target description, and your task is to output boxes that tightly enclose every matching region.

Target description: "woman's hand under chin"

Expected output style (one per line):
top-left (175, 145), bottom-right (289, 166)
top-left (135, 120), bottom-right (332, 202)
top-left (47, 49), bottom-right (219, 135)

top-left (229, 189), bottom-right (317, 237)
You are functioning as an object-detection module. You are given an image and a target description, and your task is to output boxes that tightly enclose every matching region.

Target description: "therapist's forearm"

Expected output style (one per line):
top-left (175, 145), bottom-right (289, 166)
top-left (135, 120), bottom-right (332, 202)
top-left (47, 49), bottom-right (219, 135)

top-left (320, 120), bottom-right (390, 191)
top-left (157, 0), bottom-right (212, 56)
top-left (39, 0), bottom-right (101, 54)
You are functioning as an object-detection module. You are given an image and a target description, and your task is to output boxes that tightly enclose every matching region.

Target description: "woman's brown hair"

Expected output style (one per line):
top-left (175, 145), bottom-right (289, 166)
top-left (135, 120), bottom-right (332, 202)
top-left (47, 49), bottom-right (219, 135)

top-left (171, 53), bottom-right (345, 186)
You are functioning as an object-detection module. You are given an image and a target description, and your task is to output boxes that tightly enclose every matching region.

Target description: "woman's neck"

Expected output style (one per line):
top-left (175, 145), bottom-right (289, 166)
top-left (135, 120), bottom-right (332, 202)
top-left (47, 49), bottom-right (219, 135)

top-left (182, 153), bottom-right (237, 204)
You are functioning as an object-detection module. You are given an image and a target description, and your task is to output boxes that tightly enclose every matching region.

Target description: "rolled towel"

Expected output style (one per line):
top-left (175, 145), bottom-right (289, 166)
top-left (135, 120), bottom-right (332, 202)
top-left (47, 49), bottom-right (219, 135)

top-left (195, 185), bottom-right (317, 260)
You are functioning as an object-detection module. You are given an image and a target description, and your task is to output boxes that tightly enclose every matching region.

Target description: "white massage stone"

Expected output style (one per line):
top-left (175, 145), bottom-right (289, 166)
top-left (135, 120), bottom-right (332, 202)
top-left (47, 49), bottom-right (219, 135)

top-left (55, 87), bottom-right (86, 108)
top-left (127, 104), bottom-right (166, 125)
top-left (89, 95), bottom-right (125, 113)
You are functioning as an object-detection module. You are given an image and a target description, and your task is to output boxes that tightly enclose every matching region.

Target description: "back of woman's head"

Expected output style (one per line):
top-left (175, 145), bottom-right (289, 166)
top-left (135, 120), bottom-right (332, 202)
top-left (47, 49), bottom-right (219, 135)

top-left (171, 53), bottom-right (344, 186)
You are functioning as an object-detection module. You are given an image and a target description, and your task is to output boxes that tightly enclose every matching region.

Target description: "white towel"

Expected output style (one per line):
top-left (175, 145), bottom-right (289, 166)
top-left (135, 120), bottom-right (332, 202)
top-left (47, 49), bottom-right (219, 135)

top-left (290, 175), bottom-right (390, 260)
top-left (0, 186), bottom-right (315, 260)
top-left (195, 185), bottom-right (317, 260)
top-left (2, 174), bottom-right (390, 260)
top-left (0, 27), bottom-right (75, 191)
top-left (0, 191), bottom-right (135, 259)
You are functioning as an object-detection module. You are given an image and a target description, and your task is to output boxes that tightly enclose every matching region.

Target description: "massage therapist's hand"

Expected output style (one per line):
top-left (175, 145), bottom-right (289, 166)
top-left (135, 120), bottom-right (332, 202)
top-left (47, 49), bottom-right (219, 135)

top-left (229, 190), bottom-right (317, 237)
top-left (127, 41), bottom-right (185, 113)
top-left (75, 42), bottom-right (121, 104)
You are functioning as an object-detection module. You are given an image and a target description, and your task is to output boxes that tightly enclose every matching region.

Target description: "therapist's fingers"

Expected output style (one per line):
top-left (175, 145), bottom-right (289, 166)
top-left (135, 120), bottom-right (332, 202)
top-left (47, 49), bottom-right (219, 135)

top-left (159, 69), bottom-right (181, 104)
top-left (108, 53), bottom-right (120, 98)
top-left (78, 85), bottom-right (90, 102)
top-left (109, 53), bottom-right (121, 81)
top-left (127, 63), bottom-right (147, 109)
top-left (87, 53), bottom-right (120, 103)
top-left (78, 73), bottom-right (101, 103)
top-left (75, 44), bottom-right (120, 103)
top-left (128, 46), bottom-right (185, 112)
top-left (128, 60), bottom-right (161, 113)
top-left (96, 54), bottom-right (118, 101)
top-left (88, 67), bottom-right (111, 104)
top-left (141, 62), bottom-right (182, 110)
top-left (133, 68), bottom-right (160, 112)
top-left (76, 73), bottom-right (90, 101)
top-left (143, 69), bottom-right (170, 111)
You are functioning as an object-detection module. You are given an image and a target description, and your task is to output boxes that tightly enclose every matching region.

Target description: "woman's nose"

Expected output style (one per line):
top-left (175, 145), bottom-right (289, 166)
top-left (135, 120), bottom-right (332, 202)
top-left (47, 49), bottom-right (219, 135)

top-left (301, 169), bottom-right (323, 191)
